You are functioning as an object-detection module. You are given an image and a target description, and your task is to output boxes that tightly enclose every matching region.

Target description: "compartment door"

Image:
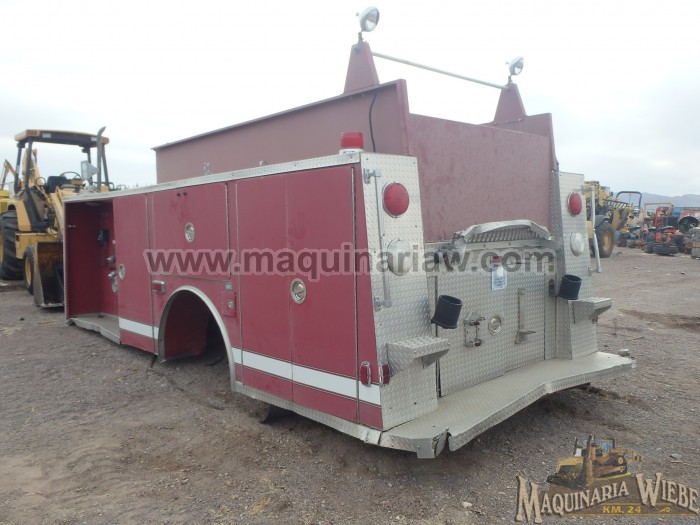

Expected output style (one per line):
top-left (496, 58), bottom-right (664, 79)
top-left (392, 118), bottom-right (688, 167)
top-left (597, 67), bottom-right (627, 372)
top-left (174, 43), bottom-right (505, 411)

top-left (287, 167), bottom-right (358, 422)
top-left (113, 194), bottom-right (155, 352)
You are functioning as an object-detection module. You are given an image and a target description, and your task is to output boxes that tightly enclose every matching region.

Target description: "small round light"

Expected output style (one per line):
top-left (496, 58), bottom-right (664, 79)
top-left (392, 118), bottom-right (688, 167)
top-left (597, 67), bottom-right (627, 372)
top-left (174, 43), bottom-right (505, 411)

top-left (383, 183), bottom-right (409, 217)
top-left (358, 7), bottom-right (380, 33)
top-left (386, 238), bottom-right (413, 275)
top-left (567, 192), bottom-right (583, 216)
top-left (570, 232), bottom-right (586, 256)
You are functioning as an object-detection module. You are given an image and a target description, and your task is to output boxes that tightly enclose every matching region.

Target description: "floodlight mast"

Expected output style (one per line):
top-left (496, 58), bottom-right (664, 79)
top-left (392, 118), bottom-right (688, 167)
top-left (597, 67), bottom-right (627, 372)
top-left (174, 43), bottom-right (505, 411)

top-left (372, 52), bottom-right (510, 91)
top-left (354, 7), bottom-right (523, 89)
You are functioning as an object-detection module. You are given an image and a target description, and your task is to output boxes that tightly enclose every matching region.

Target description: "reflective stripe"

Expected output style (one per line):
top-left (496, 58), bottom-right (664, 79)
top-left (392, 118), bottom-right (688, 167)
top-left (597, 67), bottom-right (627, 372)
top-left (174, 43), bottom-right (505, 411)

top-left (232, 347), bottom-right (381, 406)
top-left (118, 317), bottom-right (157, 339)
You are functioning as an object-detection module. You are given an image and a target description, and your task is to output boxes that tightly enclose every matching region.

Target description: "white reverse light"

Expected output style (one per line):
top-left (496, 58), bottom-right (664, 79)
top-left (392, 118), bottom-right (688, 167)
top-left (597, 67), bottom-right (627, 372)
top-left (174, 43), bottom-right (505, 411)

top-left (570, 232), bottom-right (586, 256)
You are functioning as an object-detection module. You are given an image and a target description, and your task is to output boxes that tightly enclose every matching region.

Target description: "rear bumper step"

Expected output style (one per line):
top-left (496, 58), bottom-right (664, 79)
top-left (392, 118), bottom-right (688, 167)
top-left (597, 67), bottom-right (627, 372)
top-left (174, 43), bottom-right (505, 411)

top-left (379, 352), bottom-right (635, 458)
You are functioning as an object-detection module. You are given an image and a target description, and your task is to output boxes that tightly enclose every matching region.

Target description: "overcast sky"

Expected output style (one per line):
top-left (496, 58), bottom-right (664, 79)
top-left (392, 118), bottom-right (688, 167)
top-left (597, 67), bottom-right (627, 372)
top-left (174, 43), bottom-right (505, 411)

top-left (1, 0), bottom-right (698, 196)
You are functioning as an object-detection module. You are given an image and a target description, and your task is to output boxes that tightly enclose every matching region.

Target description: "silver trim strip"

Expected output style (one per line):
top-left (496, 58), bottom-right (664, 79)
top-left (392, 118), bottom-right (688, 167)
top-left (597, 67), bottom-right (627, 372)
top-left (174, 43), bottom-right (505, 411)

top-left (66, 153), bottom-right (365, 201)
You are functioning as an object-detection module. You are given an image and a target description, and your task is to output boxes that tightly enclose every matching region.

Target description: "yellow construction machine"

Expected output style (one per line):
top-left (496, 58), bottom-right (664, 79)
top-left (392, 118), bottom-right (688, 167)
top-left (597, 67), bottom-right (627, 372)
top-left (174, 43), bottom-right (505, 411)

top-left (0, 128), bottom-right (113, 305)
top-left (584, 181), bottom-right (641, 258)
top-left (547, 434), bottom-right (641, 489)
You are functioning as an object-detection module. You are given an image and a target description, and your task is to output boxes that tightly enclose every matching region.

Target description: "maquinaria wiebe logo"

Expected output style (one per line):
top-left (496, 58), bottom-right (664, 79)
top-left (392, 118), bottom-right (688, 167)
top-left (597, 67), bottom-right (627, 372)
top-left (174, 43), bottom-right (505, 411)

top-left (514, 435), bottom-right (698, 523)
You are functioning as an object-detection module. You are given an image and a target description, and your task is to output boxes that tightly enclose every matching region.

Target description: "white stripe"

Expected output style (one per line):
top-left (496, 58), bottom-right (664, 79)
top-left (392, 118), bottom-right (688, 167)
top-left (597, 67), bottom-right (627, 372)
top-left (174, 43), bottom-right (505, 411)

top-left (118, 317), bottom-right (155, 339)
top-left (358, 381), bottom-right (381, 405)
top-left (292, 365), bottom-right (357, 398)
top-left (232, 347), bottom-right (381, 405)
top-left (242, 351), bottom-right (293, 380)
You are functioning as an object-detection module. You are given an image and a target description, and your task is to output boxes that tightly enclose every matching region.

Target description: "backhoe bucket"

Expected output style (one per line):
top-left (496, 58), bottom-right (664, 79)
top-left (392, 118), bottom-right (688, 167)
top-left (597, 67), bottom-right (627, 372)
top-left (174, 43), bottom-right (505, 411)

top-left (33, 241), bottom-right (64, 307)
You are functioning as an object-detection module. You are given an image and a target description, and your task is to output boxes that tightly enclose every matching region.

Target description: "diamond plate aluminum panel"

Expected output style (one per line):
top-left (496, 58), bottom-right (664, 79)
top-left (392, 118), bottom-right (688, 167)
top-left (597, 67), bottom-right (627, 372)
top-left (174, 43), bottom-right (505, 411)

top-left (551, 172), bottom-right (602, 359)
top-left (430, 255), bottom-right (550, 395)
top-left (359, 154), bottom-right (440, 429)
top-left (387, 335), bottom-right (450, 374)
top-left (380, 352), bottom-right (635, 457)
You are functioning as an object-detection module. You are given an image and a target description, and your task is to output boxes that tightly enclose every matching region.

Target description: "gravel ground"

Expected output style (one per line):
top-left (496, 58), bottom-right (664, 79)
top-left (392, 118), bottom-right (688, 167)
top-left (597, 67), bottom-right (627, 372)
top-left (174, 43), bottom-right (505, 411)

top-left (0, 248), bottom-right (698, 524)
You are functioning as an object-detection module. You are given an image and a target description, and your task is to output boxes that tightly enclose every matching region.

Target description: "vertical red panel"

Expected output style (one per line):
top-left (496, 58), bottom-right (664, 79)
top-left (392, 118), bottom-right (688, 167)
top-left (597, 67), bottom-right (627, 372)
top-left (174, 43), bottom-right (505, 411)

top-left (237, 175), bottom-right (292, 400)
top-left (113, 194), bottom-right (153, 352)
top-left (237, 175), bottom-right (289, 360)
top-left (287, 168), bottom-right (356, 378)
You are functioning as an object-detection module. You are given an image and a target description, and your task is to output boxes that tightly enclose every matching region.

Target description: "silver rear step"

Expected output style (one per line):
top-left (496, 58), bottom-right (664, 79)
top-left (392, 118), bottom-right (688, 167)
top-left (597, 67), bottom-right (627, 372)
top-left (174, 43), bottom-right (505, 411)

top-left (379, 352), bottom-right (635, 458)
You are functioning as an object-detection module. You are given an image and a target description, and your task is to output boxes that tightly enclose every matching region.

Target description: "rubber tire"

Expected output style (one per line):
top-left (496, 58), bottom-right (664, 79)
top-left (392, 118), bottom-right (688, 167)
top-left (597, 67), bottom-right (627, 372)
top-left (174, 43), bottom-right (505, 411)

top-left (0, 211), bottom-right (23, 280)
top-left (23, 245), bottom-right (35, 294)
top-left (596, 221), bottom-right (614, 258)
top-left (654, 244), bottom-right (678, 256)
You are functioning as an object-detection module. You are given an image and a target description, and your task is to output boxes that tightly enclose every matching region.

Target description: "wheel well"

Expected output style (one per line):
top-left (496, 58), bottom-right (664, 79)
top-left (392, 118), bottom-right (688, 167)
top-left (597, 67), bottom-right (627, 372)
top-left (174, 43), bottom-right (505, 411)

top-left (158, 289), bottom-right (230, 365)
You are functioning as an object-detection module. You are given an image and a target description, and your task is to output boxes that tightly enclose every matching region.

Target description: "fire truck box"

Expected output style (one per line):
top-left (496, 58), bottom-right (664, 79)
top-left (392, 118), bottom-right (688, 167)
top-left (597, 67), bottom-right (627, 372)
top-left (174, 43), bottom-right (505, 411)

top-left (63, 37), bottom-right (634, 458)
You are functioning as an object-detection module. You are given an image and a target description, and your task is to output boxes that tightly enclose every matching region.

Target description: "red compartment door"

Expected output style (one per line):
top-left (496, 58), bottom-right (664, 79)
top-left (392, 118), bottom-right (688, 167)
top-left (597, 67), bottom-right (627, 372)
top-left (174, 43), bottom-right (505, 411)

top-left (113, 194), bottom-right (154, 352)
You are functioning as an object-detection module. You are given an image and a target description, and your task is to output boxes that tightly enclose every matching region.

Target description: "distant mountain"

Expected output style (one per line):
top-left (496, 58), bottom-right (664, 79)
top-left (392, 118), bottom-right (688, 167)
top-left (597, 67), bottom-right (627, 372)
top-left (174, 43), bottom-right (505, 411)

top-left (641, 193), bottom-right (700, 208)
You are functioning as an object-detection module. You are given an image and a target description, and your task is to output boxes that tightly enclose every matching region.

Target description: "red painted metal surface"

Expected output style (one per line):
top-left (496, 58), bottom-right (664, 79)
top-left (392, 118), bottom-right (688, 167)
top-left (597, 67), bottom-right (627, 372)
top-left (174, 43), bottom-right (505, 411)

top-left (407, 114), bottom-right (552, 241)
top-left (242, 366), bottom-right (293, 402)
top-left (487, 84), bottom-right (558, 172)
top-left (236, 166), bottom-right (360, 421)
top-left (154, 82), bottom-right (409, 183)
top-left (120, 331), bottom-right (154, 354)
top-left (237, 175), bottom-right (290, 362)
top-left (149, 185), bottom-right (229, 274)
top-left (114, 194), bottom-right (154, 352)
top-left (344, 41), bottom-right (379, 93)
top-left (287, 167), bottom-right (356, 378)
top-left (293, 382), bottom-right (357, 422)
top-left (359, 402), bottom-right (383, 430)
top-left (64, 201), bottom-right (117, 317)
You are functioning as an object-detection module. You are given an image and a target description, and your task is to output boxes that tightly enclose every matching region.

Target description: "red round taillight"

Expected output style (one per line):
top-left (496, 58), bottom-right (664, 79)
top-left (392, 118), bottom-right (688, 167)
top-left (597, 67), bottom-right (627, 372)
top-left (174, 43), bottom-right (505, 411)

top-left (383, 183), bottom-right (409, 217)
top-left (339, 132), bottom-right (364, 152)
top-left (568, 192), bottom-right (583, 216)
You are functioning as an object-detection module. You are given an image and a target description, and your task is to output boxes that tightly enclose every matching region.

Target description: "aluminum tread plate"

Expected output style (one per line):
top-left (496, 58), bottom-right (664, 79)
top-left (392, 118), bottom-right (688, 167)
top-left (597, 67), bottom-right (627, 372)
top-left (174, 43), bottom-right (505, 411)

top-left (69, 313), bottom-right (120, 344)
top-left (360, 155), bottom-right (440, 429)
top-left (432, 266), bottom-right (549, 394)
top-left (382, 352), bottom-right (635, 455)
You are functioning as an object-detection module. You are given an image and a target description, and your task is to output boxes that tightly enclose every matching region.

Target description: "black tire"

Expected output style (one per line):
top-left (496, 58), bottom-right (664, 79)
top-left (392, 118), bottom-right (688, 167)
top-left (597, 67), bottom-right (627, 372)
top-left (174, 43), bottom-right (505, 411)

top-left (23, 245), bottom-right (35, 294)
top-left (596, 221), bottom-right (614, 258)
top-left (0, 211), bottom-right (23, 280)
top-left (654, 244), bottom-right (678, 256)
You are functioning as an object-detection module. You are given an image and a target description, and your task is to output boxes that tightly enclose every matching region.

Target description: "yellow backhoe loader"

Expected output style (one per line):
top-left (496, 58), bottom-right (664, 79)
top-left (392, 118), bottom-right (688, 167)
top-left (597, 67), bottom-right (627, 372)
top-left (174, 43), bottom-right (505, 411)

top-left (584, 181), bottom-right (641, 258)
top-left (0, 128), bottom-right (113, 306)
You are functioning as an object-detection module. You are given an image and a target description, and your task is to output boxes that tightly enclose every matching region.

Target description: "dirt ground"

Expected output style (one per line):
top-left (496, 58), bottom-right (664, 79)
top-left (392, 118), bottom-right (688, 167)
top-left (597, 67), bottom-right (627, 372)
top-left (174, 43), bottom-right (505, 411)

top-left (1, 248), bottom-right (698, 525)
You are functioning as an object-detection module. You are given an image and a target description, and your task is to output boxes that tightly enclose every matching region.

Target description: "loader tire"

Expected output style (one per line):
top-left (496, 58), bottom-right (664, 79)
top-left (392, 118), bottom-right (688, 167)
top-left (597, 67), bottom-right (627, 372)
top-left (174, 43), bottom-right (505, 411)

top-left (596, 221), bottom-right (614, 258)
top-left (23, 245), bottom-right (35, 294)
top-left (0, 211), bottom-right (22, 280)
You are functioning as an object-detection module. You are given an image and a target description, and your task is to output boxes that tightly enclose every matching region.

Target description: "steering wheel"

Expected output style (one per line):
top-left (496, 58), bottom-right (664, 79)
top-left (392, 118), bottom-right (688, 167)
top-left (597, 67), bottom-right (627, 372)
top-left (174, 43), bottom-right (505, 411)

top-left (60, 171), bottom-right (84, 186)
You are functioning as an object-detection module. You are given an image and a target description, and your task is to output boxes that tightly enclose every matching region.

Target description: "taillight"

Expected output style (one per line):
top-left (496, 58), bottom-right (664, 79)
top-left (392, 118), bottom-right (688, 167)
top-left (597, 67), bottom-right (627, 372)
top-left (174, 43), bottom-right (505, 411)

top-left (568, 192), bottom-right (583, 216)
top-left (383, 183), bottom-right (409, 217)
top-left (359, 361), bottom-right (371, 386)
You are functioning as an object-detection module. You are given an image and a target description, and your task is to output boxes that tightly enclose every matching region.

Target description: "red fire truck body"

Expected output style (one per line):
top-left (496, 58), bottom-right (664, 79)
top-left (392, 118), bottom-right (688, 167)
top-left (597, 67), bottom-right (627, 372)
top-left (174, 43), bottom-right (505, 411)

top-left (64, 42), bottom-right (634, 457)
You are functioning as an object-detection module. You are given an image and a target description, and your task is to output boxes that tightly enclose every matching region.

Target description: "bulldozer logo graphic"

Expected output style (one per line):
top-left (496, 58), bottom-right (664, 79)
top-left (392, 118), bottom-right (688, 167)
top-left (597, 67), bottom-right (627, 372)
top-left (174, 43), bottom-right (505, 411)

top-left (514, 434), bottom-right (698, 523)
